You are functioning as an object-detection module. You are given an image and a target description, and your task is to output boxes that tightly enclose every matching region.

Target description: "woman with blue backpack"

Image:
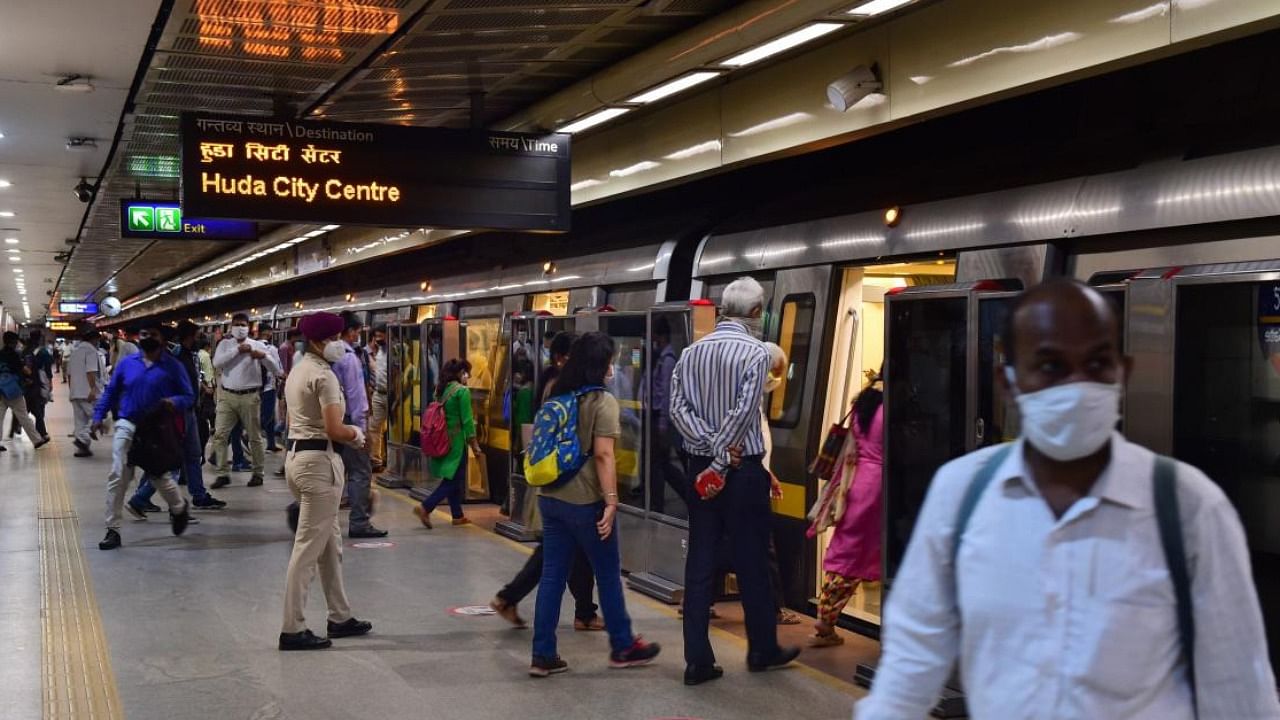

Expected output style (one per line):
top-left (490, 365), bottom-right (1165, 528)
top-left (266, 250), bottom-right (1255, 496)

top-left (528, 332), bottom-right (660, 677)
top-left (413, 359), bottom-right (482, 528)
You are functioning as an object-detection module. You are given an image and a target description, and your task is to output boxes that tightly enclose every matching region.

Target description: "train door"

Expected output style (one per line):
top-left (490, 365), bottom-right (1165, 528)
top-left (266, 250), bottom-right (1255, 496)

top-left (455, 306), bottom-right (506, 503)
top-left (496, 312), bottom-right (575, 542)
top-left (383, 319), bottom-right (426, 489)
top-left (1128, 262), bottom-right (1280, 682)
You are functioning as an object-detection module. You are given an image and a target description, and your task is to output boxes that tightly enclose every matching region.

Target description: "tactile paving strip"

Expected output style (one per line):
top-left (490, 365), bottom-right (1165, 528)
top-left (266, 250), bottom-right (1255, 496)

top-left (38, 451), bottom-right (123, 720)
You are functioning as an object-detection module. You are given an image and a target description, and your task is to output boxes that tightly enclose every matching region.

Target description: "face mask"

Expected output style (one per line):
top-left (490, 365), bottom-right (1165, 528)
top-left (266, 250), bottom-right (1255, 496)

top-left (294, 341), bottom-right (304, 353)
top-left (138, 337), bottom-right (162, 355)
top-left (1005, 367), bottom-right (1120, 461)
top-left (323, 341), bottom-right (346, 364)
top-left (231, 326), bottom-right (249, 341)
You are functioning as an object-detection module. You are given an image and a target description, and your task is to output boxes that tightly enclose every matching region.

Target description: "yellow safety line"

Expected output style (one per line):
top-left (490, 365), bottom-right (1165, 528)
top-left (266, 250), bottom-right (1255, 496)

top-left (38, 450), bottom-right (124, 720)
top-left (381, 488), bottom-right (861, 695)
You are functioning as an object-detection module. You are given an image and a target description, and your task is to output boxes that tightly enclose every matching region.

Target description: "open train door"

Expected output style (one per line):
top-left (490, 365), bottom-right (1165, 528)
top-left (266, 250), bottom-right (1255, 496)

top-left (383, 314), bottom-right (459, 493)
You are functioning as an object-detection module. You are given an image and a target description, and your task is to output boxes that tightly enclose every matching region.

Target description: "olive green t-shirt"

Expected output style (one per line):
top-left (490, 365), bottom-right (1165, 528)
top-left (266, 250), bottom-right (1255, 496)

top-left (540, 390), bottom-right (621, 505)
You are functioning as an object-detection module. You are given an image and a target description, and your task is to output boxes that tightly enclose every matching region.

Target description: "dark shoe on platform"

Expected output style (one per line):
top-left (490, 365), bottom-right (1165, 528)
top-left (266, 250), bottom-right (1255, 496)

top-left (684, 664), bottom-right (724, 686)
top-left (170, 503), bottom-right (191, 536)
top-left (140, 501), bottom-right (162, 513)
top-left (247, 475), bottom-right (264, 487)
top-left (490, 598), bottom-right (527, 629)
top-left (34, 436), bottom-right (50, 449)
top-left (747, 645), bottom-right (801, 673)
top-left (349, 526), bottom-right (388, 539)
top-left (98, 529), bottom-right (122, 551)
top-left (192, 495), bottom-right (227, 510)
top-left (412, 506), bottom-right (433, 529)
top-left (211, 476), bottom-right (231, 489)
top-left (529, 656), bottom-right (569, 678)
top-left (279, 629), bottom-right (331, 651)
top-left (327, 618), bottom-right (373, 638)
top-left (125, 501), bottom-right (148, 522)
top-left (609, 637), bottom-right (661, 669)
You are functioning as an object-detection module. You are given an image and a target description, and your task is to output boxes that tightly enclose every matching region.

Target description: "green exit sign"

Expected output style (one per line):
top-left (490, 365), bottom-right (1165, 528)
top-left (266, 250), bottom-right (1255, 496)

top-left (119, 200), bottom-right (257, 241)
top-left (127, 205), bottom-right (154, 232)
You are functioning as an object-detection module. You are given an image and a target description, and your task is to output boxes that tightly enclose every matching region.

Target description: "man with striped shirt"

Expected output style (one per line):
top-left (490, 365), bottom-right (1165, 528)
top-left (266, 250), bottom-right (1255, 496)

top-left (670, 276), bottom-right (801, 686)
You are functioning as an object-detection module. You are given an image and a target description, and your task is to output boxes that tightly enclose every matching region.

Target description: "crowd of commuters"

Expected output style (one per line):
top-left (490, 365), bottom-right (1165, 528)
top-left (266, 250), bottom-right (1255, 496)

top-left (2, 273), bottom-right (1279, 719)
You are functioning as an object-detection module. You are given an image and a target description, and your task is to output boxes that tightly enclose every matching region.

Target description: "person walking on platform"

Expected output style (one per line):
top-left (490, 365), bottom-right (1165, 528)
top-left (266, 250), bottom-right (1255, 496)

top-left (256, 325), bottom-right (282, 453)
top-left (279, 311), bottom-right (372, 651)
top-left (69, 324), bottom-right (103, 457)
top-left (210, 312), bottom-right (280, 488)
top-left (669, 276), bottom-right (800, 686)
top-left (413, 359), bottom-right (480, 528)
top-left (367, 325), bottom-right (389, 474)
top-left (94, 323), bottom-right (193, 551)
top-left (334, 312), bottom-right (385, 538)
top-left (275, 328), bottom-right (302, 479)
top-left (858, 279), bottom-right (1280, 720)
top-left (23, 331), bottom-right (54, 439)
top-left (0, 332), bottom-right (50, 449)
top-left (529, 332), bottom-right (660, 677)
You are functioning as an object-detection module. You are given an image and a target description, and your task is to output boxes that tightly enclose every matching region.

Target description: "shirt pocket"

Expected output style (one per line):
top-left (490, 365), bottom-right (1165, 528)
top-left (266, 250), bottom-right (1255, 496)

top-left (1073, 563), bottom-right (1180, 699)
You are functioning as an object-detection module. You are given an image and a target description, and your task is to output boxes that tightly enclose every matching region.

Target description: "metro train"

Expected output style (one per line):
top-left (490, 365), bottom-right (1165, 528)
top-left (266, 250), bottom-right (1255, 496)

top-left (196, 140), bottom-right (1280, 673)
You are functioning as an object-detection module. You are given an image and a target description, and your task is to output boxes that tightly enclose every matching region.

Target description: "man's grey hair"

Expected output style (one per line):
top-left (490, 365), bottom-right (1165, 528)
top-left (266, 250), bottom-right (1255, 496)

top-left (721, 276), bottom-right (765, 319)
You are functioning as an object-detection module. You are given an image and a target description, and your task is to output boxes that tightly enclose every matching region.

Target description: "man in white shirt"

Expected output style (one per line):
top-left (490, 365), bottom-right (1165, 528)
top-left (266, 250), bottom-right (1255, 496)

top-left (857, 279), bottom-right (1280, 720)
top-left (68, 325), bottom-right (103, 457)
top-left (210, 313), bottom-right (281, 488)
top-left (367, 325), bottom-right (389, 472)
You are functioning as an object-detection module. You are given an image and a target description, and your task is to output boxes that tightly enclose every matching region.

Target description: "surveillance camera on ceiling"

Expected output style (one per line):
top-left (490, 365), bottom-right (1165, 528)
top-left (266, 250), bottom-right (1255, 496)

top-left (827, 64), bottom-right (883, 113)
top-left (73, 178), bottom-right (94, 203)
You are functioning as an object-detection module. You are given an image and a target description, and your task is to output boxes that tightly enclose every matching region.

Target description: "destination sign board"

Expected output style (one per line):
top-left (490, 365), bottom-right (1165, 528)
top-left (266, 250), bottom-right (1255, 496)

top-left (48, 321), bottom-right (77, 332)
top-left (179, 113), bottom-right (571, 232)
top-left (119, 200), bottom-right (258, 240)
top-left (58, 302), bottom-right (97, 315)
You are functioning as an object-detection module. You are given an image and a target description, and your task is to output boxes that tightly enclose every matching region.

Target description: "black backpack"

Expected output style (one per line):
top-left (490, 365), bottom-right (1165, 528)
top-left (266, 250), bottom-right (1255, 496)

top-left (128, 405), bottom-right (185, 477)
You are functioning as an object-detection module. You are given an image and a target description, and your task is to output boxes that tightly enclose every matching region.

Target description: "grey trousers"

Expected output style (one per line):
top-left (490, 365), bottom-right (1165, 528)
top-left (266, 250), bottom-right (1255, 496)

top-left (72, 399), bottom-right (94, 446)
top-left (340, 443), bottom-right (374, 531)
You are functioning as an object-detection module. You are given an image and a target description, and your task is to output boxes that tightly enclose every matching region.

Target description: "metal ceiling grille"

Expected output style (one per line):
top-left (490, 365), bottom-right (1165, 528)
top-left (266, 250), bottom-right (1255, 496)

top-left (60, 0), bottom-right (737, 304)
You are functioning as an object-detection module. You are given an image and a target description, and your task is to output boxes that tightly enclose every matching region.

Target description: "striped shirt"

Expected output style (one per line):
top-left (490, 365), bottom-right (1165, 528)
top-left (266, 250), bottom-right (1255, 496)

top-left (669, 319), bottom-right (768, 472)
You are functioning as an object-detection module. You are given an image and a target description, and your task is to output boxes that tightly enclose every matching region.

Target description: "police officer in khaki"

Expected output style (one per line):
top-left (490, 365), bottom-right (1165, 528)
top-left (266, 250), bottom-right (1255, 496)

top-left (279, 311), bottom-right (374, 651)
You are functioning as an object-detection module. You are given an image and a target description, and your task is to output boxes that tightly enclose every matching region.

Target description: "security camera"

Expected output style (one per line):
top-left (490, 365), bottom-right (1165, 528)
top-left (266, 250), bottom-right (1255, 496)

top-left (73, 178), bottom-right (94, 203)
top-left (827, 64), bottom-right (883, 112)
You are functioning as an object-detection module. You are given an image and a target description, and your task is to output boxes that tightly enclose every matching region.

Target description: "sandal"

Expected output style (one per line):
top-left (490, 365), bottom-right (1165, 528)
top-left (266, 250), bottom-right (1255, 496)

top-left (573, 616), bottom-right (606, 632)
top-left (776, 609), bottom-right (803, 626)
top-left (412, 506), bottom-right (433, 529)
top-left (490, 598), bottom-right (527, 628)
top-left (809, 632), bottom-right (844, 648)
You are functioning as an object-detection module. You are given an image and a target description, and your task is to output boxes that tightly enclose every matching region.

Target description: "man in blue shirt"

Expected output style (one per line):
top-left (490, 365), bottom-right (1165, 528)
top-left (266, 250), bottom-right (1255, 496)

top-left (93, 322), bottom-right (194, 550)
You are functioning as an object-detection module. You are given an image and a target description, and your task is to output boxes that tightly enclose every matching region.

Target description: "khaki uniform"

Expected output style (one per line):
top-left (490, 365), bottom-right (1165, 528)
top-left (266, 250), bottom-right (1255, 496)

top-left (281, 353), bottom-right (353, 634)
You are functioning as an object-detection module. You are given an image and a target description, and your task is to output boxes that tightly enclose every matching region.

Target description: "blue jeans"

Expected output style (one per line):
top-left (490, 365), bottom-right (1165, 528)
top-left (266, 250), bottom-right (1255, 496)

top-left (261, 388), bottom-right (278, 450)
top-left (230, 422), bottom-right (248, 467)
top-left (133, 408), bottom-right (210, 504)
top-left (420, 452), bottom-right (466, 519)
top-left (340, 443), bottom-right (373, 530)
top-left (533, 496), bottom-right (634, 659)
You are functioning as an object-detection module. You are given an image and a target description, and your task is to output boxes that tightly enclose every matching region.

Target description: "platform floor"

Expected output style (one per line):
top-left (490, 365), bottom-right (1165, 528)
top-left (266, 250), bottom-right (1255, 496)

top-left (2, 399), bottom-right (866, 720)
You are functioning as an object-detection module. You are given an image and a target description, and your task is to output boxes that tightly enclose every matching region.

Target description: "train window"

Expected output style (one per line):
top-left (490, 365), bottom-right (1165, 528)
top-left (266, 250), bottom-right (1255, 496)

top-left (599, 314), bottom-right (647, 510)
top-left (768, 293), bottom-right (815, 428)
top-left (648, 309), bottom-right (693, 521)
top-left (463, 317), bottom-right (501, 392)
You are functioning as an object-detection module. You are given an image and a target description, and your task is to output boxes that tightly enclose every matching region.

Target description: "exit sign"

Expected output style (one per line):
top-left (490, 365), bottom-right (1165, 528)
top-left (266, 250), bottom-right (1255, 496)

top-left (119, 200), bottom-right (257, 240)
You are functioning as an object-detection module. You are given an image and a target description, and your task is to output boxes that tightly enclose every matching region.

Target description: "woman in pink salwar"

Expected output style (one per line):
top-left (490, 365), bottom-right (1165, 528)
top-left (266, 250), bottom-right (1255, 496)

top-left (812, 373), bottom-right (883, 647)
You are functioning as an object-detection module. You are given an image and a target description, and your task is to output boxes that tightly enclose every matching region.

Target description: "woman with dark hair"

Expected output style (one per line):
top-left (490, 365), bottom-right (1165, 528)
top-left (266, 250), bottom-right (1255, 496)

top-left (414, 359), bottom-right (482, 528)
top-left (811, 368), bottom-right (884, 647)
top-left (530, 332), bottom-right (660, 677)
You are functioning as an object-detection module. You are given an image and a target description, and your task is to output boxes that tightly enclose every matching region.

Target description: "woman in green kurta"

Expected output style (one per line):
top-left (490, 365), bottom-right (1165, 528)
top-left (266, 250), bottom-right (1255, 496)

top-left (414, 359), bottom-right (482, 528)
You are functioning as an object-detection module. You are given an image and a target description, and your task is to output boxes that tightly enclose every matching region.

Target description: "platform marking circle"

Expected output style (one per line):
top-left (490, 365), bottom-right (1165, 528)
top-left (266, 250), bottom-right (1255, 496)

top-left (448, 605), bottom-right (497, 617)
top-left (350, 541), bottom-right (396, 549)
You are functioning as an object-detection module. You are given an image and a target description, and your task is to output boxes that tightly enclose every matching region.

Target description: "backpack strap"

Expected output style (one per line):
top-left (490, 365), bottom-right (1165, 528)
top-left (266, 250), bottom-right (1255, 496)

top-left (952, 443), bottom-right (1016, 566)
top-left (1153, 455), bottom-right (1197, 718)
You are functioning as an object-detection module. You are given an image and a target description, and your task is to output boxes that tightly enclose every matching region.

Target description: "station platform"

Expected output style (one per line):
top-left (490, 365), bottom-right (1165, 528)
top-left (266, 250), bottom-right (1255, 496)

top-left (2, 400), bottom-right (865, 720)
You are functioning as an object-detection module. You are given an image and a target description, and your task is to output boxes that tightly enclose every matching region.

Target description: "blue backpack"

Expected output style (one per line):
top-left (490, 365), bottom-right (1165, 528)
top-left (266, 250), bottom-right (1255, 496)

top-left (523, 385), bottom-right (604, 488)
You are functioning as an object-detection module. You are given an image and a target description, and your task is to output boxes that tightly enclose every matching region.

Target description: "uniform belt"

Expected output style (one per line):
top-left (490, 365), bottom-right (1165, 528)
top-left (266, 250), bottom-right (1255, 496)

top-left (288, 439), bottom-right (333, 452)
top-left (221, 386), bottom-right (258, 395)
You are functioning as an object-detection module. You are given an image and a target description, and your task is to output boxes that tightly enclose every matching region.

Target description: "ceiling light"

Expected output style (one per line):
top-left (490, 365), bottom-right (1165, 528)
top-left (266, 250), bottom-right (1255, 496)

top-left (847, 0), bottom-right (916, 16)
top-left (627, 72), bottom-right (721, 104)
top-left (720, 23), bottom-right (845, 68)
top-left (6, 249), bottom-right (17, 254)
top-left (0, 180), bottom-right (10, 188)
top-left (3, 238), bottom-right (16, 245)
top-left (558, 107), bottom-right (632, 134)
top-left (54, 74), bottom-right (95, 93)
top-left (8, 256), bottom-right (18, 262)
top-left (0, 211), bottom-right (13, 217)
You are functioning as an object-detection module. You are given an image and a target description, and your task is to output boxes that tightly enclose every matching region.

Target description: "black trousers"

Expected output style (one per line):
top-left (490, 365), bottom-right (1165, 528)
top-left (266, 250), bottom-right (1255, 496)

top-left (683, 455), bottom-right (780, 667)
top-left (498, 542), bottom-right (598, 621)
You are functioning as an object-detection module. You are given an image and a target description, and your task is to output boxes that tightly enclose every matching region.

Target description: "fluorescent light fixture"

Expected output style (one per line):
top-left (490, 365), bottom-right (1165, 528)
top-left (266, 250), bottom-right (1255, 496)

top-left (5, 248), bottom-right (17, 254)
top-left (570, 179), bottom-right (604, 192)
top-left (609, 161), bottom-right (660, 178)
top-left (847, 0), bottom-right (915, 16)
top-left (720, 23), bottom-right (844, 68)
top-left (0, 180), bottom-right (10, 188)
top-left (3, 238), bottom-right (16, 244)
top-left (664, 140), bottom-right (722, 160)
top-left (558, 107), bottom-right (632, 134)
top-left (0, 211), bottom-right (13, 217)
top-left (729, 112), bottom-right (812, 137)
top-left (627, 72), bottom-right (721, 104)
top-left (7, 256), bottom-right (18, 262)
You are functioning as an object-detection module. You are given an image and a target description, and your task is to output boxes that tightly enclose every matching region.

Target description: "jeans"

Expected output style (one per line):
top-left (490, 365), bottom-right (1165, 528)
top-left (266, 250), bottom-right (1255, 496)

top-left (105, 419), bottom-right (184, 529)
top-left (420, 452), bottom-right (466, 519)
top-left (683, 455), bottom-right (779, 667)
top-left (132, 408), bottom-right (210, 505)
top-left (533, 496), bottom-right (634, 659)
top-left (498, 542), bottom-right (598, 621)
top-left (229, 422), bottom-right (249, 467)
top-left (340, 442), bottom-right (374, 531)
top-left (261, 388), bottom-right (278, 450)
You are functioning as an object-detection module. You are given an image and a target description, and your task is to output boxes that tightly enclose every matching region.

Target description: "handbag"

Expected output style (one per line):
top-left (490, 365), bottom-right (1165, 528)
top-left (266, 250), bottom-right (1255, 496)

top-left (806, 421), bottom-right (857, 538)
top-left (809, 406), bottom-right (854, 479)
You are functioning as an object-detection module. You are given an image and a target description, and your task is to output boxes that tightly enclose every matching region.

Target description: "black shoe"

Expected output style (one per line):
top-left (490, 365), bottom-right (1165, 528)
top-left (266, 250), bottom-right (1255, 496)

top-left (211, 476), bottom-right (231, 489)
top-left (747, 645), bottom-right (802, 673)
top-left (98, 529), bottom-right (121, 551)
top-left (247, 475), bottom-right (264, 487)
top-left (170, 503), bottom-right (191, 536)
top-left (73, 439), bottom-right (88, 451)
top-left (349, 526), bottom-right (388, 539)
top-left (192, 495), bottom-right (227, 510)
top-left (140, 501), bottom-right (162, 513)
top-left (684, 664), bottom-right (724, 686)
top-left (287, 503), bottom-right (300, 533)
top-left (124, 501), bottom-right (149, 522)
top-left (74, 449), bottom-right (92, 457)
top-left (327, 618), bottom-right (373, 638)
top-left (279, 629), bottom-right (332, 651)
top-left (529, 656), bottom-right (569, 678)
top-left (609, 637), bottom-right (661, 669)
top-left (34, 436), bottom-right (50, 449)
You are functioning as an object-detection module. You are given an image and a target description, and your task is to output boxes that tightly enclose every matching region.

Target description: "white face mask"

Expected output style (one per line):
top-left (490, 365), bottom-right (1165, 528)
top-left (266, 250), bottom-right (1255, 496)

top-left (231, 326), bottom-right (249, 341)
top-left (323, 341), bottom-right (346, 364)
top-left (1005, 366), bottom-right (1120, 461)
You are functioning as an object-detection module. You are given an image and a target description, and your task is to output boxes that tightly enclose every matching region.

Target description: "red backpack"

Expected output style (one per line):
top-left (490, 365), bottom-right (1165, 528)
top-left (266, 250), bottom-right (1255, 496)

top-left (420, 383), bottom-right (462, 458)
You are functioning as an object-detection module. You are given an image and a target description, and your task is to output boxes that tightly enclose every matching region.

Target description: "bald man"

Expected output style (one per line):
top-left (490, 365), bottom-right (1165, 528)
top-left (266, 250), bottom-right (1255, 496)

top-left (858, 279), bottom-right (1280, 720)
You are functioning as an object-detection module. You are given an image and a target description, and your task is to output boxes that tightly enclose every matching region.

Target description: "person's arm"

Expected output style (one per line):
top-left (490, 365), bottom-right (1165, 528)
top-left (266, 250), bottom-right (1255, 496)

top-left (337, 355), bottom-right (369, 431)
top-left (1186, 480), bottom-right (1280, 719)
top-left (212, 339), bottom-right (237, 370)
top-left (92, 364), bottom-right (125, 424)
top-left (704, 352), bottom-right (767, 473)
top-left (322, 402), bottom-right (360, 445)
top-left (256, 340), bottom-right (282, 375)
top-left (594, 435), bottom-right (619, 539)
top-left (165, 359), bottom-right (195, 412)
top-left (316, 371), bottom-right (362, 446)
top-left (668, 359), bottom-right (715, 447)
top-left (458, 387), bottom-right (481, 454)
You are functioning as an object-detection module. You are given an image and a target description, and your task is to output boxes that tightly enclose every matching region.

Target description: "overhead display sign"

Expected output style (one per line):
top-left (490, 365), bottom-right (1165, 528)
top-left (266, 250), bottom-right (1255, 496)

top-left (119, 200), bottom-right (258, 240)
top-left (48, 321), bottom-right (77, 332)
top-left (179, 113), bottom-right (570, 231)
top-left (58, 302), bottom-right (97, 315)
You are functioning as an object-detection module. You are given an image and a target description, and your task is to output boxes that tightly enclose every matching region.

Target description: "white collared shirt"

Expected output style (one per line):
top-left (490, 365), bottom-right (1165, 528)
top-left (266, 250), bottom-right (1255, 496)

top-left (211, 337), bottom-right (281, 391)
top-left (857, 433), bottom-right (1280, 720)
